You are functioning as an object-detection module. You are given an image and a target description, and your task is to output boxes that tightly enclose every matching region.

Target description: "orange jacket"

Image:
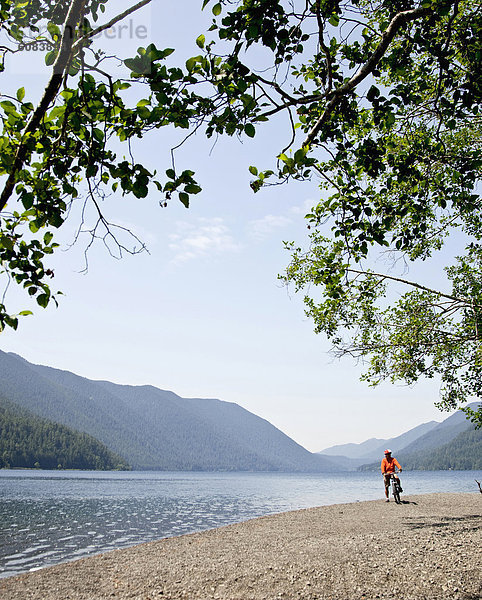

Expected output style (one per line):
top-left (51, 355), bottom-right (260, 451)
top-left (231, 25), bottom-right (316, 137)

top-left (381, 456), bottom-right (401, 474)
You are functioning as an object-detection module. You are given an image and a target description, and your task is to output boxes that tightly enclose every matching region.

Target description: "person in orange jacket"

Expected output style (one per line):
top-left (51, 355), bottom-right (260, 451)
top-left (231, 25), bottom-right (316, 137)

top-left (381, 449), bottom-right (402, 502)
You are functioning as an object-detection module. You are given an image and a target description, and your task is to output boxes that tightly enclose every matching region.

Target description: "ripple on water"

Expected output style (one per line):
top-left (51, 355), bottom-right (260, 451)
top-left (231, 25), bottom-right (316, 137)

top-left (1, 470), bottom-right (480, 579)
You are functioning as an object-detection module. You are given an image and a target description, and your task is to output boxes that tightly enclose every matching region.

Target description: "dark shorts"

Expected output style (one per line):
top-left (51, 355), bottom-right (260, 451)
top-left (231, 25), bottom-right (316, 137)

top-left (384, 473), bottom-right (397, 487)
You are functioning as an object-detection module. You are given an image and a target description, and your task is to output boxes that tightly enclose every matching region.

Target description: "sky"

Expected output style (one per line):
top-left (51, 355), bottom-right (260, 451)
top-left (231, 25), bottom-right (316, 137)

top-left (0, 0), bottom-right (456, 452)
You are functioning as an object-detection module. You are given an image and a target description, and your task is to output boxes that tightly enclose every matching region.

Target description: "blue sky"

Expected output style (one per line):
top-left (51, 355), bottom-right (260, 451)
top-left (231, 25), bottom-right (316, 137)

top-left (0, 0), bottom-right (453, 452)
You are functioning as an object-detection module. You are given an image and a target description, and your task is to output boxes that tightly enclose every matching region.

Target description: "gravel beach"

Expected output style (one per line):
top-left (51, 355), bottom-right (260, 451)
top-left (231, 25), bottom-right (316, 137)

top-left (1, 492), bottom-right (480, 600)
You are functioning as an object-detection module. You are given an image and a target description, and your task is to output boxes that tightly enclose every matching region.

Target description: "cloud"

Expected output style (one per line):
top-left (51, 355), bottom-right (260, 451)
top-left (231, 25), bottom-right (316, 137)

top-left (168, 218), bottom-right (241, 263)
top-left (248, 214), bottom-right (293, 240)
top-left (290, 198), bottom-right (317, 216)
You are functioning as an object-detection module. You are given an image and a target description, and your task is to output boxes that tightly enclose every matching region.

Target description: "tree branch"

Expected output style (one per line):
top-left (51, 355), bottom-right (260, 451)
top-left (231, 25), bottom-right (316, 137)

top-left (0, 0), bottom-right (155, 214)
top-left (303, 5), bottom-right (433, 147)
top-left (73, 0), bottom-right (153, 51)
top-left (315, 0), bottom-right (333, 95)
top-left (0, 0), bottom-right (87, 212)
top-left (347, 267), bottom-right (473, 306)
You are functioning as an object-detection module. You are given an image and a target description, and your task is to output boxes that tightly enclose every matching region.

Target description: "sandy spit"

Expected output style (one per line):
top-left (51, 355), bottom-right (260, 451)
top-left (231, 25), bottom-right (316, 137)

top-left (1, 493), bottom-right (481, 600)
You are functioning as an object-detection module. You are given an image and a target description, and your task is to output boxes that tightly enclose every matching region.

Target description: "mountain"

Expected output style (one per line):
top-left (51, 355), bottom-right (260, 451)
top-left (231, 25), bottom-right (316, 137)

top-left (320, 401), bottom-right (479, 471)
top-left (357, 404), bottom-right (479, 471)
top-left (399, 427), bottom-right (482, 470)
top-left (393, 407), bottom-right (476, 455)
top-left (318, 421), bottom-right (439, 462)
top-left (0, 351), bottom-right (336, 472)
top-left (0, 397), bottom-right (129, 470)
top-left (317, 437), bottom-right (386, 459)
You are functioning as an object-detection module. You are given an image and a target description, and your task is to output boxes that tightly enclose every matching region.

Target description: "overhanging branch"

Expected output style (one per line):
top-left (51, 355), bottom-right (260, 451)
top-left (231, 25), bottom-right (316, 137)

top-left (347, 267), bottom-right (474, 307)
top-left (303, 5), bottom-right (433, 147)
top-left (0, 0), bottom-right (154, 214)
top-left (73, 0), bottom-right (153, 51)
top-left (0, 0), bottom-right (87, 212)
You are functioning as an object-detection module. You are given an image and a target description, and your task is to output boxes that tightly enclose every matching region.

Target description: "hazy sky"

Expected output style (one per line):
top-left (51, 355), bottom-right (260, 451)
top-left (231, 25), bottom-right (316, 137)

top-left (0, 0), bottom-right (454, 452)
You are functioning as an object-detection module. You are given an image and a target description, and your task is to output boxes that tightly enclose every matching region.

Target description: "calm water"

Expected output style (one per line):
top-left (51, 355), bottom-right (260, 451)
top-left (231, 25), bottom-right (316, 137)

top-left (1, 469), bottom-right (480, 578)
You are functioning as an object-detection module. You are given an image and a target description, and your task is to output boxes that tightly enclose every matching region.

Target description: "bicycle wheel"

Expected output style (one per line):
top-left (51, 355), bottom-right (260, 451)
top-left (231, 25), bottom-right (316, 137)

top-left (392, 481), bottom-right (401, 504)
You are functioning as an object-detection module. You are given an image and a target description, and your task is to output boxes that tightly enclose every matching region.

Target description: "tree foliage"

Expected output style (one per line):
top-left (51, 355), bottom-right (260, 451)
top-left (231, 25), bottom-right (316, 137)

top-left (0, 399), bottom-right (130, 469)
top-left (0, 0), bottom-right (202, 329)
top-left (0, 0), bottom-right (481, 422)
top-left (273, 0), bottom-right (482, 424)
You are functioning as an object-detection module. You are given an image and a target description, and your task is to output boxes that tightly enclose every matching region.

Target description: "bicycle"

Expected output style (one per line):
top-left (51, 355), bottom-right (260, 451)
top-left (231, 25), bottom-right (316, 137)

top-left (386, 471), bottom-right (403, 504)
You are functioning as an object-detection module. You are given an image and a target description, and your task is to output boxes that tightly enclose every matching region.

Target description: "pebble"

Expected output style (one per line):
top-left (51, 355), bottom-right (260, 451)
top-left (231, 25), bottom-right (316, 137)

top-left (1, 493), bottom-right (480, 600)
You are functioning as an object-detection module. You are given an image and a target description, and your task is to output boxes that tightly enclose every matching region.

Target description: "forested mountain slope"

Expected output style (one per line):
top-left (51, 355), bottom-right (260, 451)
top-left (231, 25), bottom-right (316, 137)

top-left (358, 405), bottom-right (479, 471)
top-left (0, 398), bottom-right (128, 470)
top-left (400, 427), bottom-right (482, 471)
top-left (0, 351), bottom-right (336, 471)
top-left (394, 408), bottom-right (475, 455)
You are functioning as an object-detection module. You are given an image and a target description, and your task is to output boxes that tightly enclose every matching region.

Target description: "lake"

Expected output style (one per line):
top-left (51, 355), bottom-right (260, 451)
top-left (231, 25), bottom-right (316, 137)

top-left (1, 469), bottom-right (480, 578)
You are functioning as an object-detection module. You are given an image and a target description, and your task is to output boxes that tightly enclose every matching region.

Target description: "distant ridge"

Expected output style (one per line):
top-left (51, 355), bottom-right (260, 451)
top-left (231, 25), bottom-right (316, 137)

top-left (354, 405), bottom-right (478, 471)
top-left (318, 421), bottom-right (439, 462)
top-left (400, 427), bottom-right (481, 470)
top-left (0, 351), bottom-right (336, 472)
top-left (317, 437), bottom-right (386, 459)
top-left (394, 408), bottom-right (475, 455)
top-left (2, 350), bottom-right (477, 472)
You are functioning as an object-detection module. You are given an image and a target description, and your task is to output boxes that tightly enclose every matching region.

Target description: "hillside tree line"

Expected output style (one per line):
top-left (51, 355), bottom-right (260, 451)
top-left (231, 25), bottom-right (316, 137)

top-left (0, 401), bottom-right (129, 469)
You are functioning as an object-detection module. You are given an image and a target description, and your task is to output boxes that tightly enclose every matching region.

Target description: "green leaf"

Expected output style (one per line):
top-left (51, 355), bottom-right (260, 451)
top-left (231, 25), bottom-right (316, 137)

top-left (0, 235), bottom-right (14, 251)
top-left (249, 165), bottom-right (258, 176)
top-left (161, 48), bottom-right (175, 58)
top-left (179, 192), bottom-right (190, 208)
top-left (294, 148), bottom-right (307, 163)
top-left (186, 56), bottom-right (197, 72)
top-left (45, 51), bottom-right (57, 66)
top-left (0, 100), bottom-right (16, 112)
top-left (36, 293), bottom-right (50, 308)
top-left (16, 87), bottom-right (25, 102)
top-left (93, 128), bottom-right (104, 142)
top-left (367, 85), bottom-right (380, 101)
top-left (328, 14), bottom-right (339, 27)
top-left (124, 58), bottom-right (139, 72)
top-left (196, 34), bottom-right (205, 49)
top-left (245, 123), bottom-right (255, 138)
top-left (3, 316), bottom-right (18, 330)
top-left (212, 3), bottom-right (222, 16)
top-left (184, 184), bottom-right (202, 195)
top-left (47, 22), bottom-right (60, 39)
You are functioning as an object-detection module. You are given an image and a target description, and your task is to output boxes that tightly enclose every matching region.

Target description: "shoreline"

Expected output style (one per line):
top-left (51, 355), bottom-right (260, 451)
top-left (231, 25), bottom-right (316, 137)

top-left (1, 492), bottom-right (481, 599)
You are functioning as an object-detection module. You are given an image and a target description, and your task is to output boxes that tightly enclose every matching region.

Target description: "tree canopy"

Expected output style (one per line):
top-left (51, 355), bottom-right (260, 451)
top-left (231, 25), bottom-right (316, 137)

top-left (0, 0), bottom-right (481, 423)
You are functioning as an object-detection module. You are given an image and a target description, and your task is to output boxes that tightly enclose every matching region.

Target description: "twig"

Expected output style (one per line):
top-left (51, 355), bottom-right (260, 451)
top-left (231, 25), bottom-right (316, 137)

top-left (303, 5), bottom-right (434, 147)
top-left (346, 267), bottom-right (474, 307)
top-left (72, 0), bottom-right (153, 51)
